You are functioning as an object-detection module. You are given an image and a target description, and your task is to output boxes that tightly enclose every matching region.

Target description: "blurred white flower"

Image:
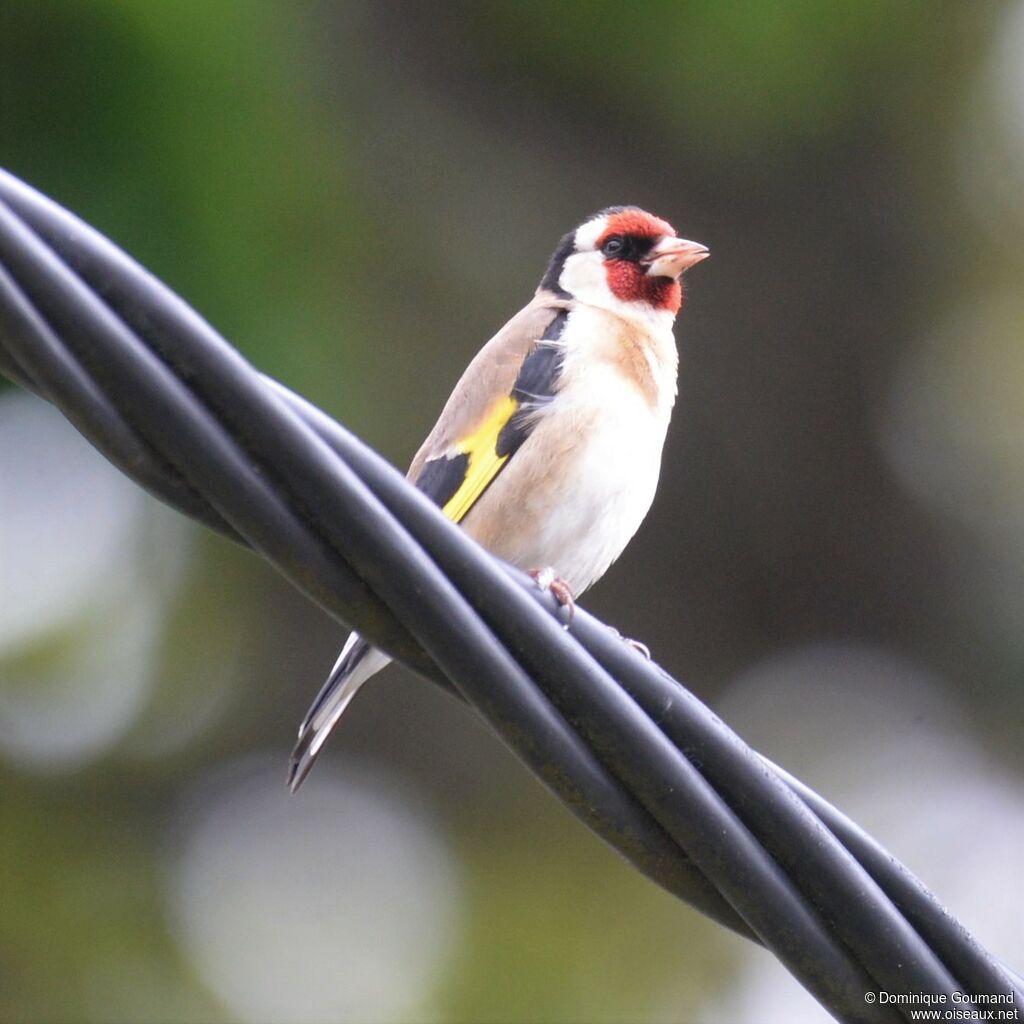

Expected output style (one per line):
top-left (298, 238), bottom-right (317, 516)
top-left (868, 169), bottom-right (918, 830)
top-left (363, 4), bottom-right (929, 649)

top-left (0, 596), bottom-right (164, 771)
top-left (0, 392), bottom-right (190, 769)
top-left (165, 755), bottom-right (461, 1024)
top-left (881, 293), bottom-right (1024, 546)
top-left (879, 291), bottom-right (1024, 652)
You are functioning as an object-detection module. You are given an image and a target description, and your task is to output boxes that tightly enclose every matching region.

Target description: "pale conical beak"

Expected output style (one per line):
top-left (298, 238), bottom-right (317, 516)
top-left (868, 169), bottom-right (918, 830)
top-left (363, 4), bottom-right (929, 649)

top-left (643, 236), bottom-right (710, 279)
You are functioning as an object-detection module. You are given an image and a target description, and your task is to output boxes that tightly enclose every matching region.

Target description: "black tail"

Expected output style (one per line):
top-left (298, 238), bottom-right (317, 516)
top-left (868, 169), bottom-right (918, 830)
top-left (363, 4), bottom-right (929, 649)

top-left (287, 634), bottom-right (388, 791)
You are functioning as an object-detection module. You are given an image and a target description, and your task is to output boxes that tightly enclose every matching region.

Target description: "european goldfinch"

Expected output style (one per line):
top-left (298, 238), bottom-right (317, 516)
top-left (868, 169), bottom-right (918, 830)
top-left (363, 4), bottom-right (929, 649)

top-left (288, 207), bottom-right (708, 790)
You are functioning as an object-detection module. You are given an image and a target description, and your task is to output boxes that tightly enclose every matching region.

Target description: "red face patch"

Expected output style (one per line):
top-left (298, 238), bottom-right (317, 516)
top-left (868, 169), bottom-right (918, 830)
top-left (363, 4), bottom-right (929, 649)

top-left (596, 209), bottom-right (682, 313)
top-left (604, 261), bottom-right (682, 313)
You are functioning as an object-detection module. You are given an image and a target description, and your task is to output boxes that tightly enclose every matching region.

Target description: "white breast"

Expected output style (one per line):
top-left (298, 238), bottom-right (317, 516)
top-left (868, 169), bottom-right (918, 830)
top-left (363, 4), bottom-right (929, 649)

top-left (461, 305), bottom-right (678, 594)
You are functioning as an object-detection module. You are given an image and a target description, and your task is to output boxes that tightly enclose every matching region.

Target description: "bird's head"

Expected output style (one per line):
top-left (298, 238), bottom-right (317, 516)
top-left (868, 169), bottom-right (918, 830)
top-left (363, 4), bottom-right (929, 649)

top-left (540, 206), bottom-right (709, 318)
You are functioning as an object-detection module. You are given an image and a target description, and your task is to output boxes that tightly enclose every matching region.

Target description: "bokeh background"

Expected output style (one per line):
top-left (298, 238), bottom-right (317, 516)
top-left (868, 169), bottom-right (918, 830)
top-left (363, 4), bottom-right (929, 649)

top-left (2, 2), bottom-right (1023, 1022)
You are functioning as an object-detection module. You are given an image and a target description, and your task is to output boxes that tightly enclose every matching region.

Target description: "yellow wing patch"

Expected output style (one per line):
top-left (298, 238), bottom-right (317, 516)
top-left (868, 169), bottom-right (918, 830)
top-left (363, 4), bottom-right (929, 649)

top-left (442, 395), bottom-right (518, 523)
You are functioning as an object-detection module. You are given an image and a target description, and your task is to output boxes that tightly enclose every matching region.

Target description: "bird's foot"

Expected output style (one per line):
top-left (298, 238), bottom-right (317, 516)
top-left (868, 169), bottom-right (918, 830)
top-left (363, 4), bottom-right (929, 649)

top-left (529, 567), bottom-right (575, 627)
top-left (606, 624), bottom-right (652, 660)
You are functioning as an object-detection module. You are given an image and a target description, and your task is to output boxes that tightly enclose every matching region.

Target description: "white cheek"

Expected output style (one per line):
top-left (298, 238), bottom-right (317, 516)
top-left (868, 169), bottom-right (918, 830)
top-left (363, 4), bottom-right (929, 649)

top-left (559, 251), bottom-right (609, 305)
top-left (559, 252), bottom-right (677, 333)
top-left (573, 217), bottom-right (608, 252)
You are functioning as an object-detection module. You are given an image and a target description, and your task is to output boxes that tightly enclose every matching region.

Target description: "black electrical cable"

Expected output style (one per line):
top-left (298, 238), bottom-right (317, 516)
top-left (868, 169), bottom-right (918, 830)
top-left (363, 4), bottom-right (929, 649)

top-left (0, 167), bottom-right (1011, 1024)
top-left (0, 176), bottom-right (756, 938)
top-left (769, 761), bottom-right (1024, 1000)
top-left (0, 267), bottom-right (238, 541)
top-left (4, 167), bottom-right (1019, 1024)
top-left (1, 168), bottom-right (1020, 1023)
top-left (283, 381), bottom-right (1024, 1006)
top-left (0, 189), bottom-right (878, 1016)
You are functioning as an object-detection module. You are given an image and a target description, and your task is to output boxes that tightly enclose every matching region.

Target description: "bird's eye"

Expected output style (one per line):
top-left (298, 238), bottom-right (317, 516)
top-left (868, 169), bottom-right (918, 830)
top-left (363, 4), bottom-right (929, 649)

top-left (601, 236), bottom-right (625, 257)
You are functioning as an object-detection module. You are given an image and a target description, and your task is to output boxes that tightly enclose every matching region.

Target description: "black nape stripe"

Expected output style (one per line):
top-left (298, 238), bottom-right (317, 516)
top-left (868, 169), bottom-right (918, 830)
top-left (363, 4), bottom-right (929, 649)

top-left (416, 451), bottom-right (470, 509)
top-left (496, 309), bottom-right (568, 458)
top-left (539, 231), bottom-right (576, 298)
top-left (539, 209), bottom-right (654, 297)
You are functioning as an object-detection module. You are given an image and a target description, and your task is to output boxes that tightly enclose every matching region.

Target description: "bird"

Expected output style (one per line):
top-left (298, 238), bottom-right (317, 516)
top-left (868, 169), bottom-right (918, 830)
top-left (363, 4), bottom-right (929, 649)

top-left (287, 206), bottom-right (708, 791)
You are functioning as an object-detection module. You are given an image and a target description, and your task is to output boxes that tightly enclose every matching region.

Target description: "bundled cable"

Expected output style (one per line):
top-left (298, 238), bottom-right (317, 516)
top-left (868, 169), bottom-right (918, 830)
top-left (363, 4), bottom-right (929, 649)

top-left (0, 168), bottom-right (1018, 1024)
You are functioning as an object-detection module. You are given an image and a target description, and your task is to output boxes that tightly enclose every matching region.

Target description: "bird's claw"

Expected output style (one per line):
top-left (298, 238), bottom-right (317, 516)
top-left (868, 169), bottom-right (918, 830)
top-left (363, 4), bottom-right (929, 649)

top-left (606, 624), bottom-right (651, 659)
top-left (627, 637), bottom-right (651, 659)
top-left (529, 567), bottom-right (575, 627)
